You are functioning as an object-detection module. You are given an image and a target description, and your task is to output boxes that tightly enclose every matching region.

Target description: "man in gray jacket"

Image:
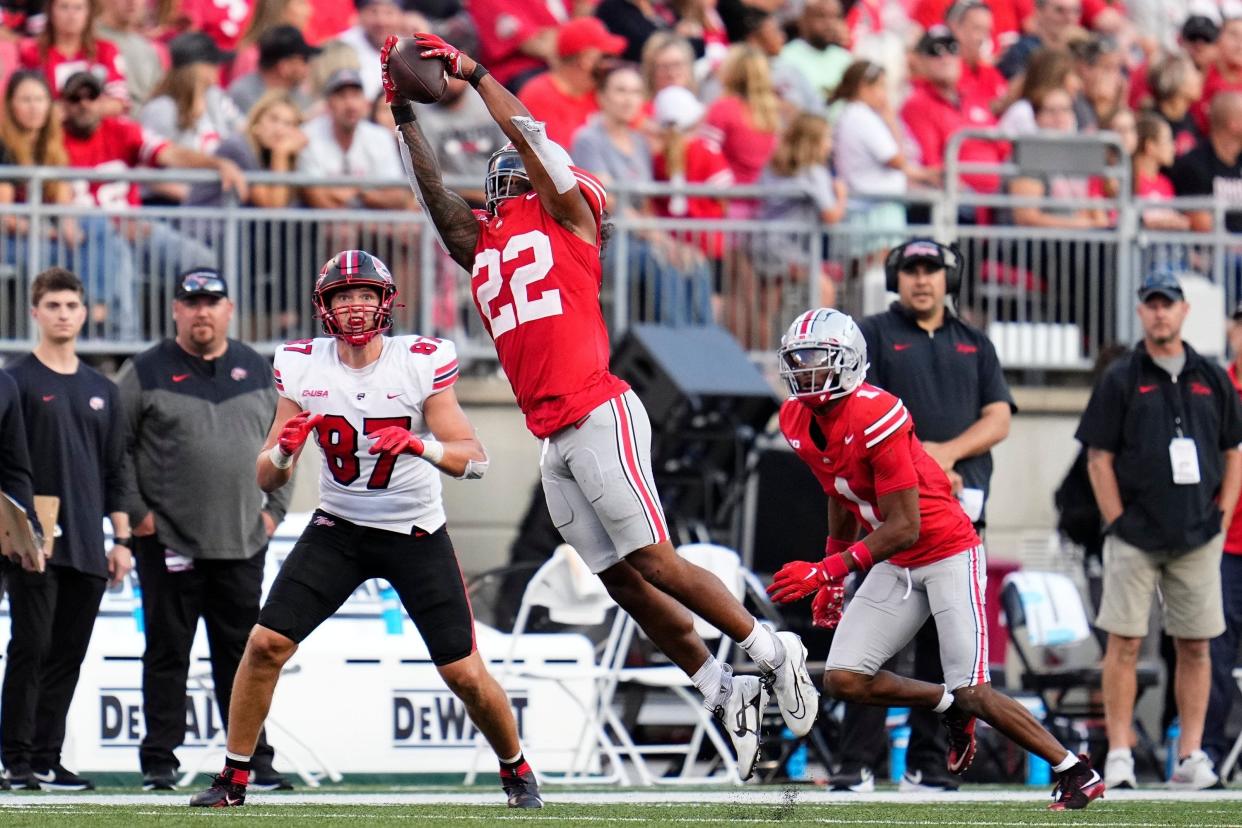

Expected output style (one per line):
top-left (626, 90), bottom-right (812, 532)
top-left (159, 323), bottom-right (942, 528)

top-left (118, 270), bottom-right (291, 791)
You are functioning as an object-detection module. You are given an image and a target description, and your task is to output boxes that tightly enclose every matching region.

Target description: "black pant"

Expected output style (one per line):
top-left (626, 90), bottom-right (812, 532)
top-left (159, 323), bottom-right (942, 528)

top-left (836, 618), bottom-right (950, 776)
top-left (135, 538), bottom-right (275, 773)
top-left (1205, 553), bottom-right (1242, 767)
top-left (0, 562), bottom-right (106, 770)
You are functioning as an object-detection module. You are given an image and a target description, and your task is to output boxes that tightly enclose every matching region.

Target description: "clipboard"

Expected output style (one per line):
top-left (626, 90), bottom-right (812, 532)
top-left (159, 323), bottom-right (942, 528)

top-left (0, 490), bottom-right (50, 573)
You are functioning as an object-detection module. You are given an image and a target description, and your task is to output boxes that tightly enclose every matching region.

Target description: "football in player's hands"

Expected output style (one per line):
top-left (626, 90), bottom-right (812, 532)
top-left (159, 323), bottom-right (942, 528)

top-left (383, 35), bottom-right (448, 103)
top-left (367, 425), bottom-right (426, 457)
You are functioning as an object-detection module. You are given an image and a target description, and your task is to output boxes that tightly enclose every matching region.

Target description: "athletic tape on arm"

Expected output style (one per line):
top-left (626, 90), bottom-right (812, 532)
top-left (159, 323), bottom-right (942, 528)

top-left (396, 127), bottom-right (451, 254)
top-left (510, 116), bottom-right (576, 194)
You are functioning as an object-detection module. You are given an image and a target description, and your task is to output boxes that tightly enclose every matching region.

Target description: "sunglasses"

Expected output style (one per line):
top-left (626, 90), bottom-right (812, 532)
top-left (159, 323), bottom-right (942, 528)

top-left (179, 273), bottom-right (227, 294)
top-left (64, 90), bottom-right (101, 104)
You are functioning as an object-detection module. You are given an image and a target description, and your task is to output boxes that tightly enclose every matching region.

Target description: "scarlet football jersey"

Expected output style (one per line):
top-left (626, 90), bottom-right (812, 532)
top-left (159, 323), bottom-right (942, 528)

top-left (780, 385), bottom-right (980, 568)
top-left (273, 334), bottom-right (460, 535)
top-left (20, 38), bottom-right (129, 103)
top-left (63, 116), bottom-right (168, 208)
top-left (470, 169), bottom-right (629, 438)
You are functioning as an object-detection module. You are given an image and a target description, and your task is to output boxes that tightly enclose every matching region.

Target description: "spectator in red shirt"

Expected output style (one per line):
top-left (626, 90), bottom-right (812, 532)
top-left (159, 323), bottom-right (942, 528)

top-left (19, 0), bottom-right (129, 115)
top-left (1132, 112), bottom-right (1190, 230)
top-left (901, 26), bottom-right (1005, 197)
top-left (1151, 52), bottom-right (1205, 159)
top-left (470, 0), bottom-right (565, 91)
top-left (702, 44), bottom-right (780, 207)
top-left (517, 17), bottom-right (625, 147)
top-left (948, 0), bottom-right (1008, 113)
top-left (1195, 17), bottom-right (1242, 134)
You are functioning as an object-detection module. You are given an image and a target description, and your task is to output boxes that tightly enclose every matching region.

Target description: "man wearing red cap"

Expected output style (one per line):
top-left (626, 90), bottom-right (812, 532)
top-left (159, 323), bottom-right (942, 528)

top-left (516, 18), bottom-right (627, 147)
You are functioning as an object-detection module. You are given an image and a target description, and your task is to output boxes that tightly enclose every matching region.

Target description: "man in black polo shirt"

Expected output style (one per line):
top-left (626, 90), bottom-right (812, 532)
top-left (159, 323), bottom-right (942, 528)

top-left (1076, 268), bottom-right (1242, 791)
top-left (1170, 90), bottom-right (1242, 233)
top-left (117, 270), bottom-right (291, 791)
top-left (2, 268), bottom-right (133, 792)
top-left (827, 238), bottom-right (1015, 793)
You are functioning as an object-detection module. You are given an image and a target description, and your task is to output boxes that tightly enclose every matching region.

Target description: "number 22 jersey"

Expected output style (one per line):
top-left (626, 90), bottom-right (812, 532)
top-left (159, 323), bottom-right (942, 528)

top-left (273, 335), bottom-right (460, 534)
top-left (470, 168), bottom-right (629, 439)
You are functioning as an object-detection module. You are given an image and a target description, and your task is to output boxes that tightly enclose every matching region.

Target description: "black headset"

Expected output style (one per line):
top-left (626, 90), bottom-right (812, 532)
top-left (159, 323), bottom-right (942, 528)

top-left (884, 238), bottom-right (963, 294)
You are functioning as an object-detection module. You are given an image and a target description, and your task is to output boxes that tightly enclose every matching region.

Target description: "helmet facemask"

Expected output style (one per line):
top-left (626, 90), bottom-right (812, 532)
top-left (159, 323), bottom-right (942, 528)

top-left (485, 148), bottom-right (532, 213)
top-left (779, 345), bottom-right (860, 402)
top-left (311, 251), bottom-right (398, 347)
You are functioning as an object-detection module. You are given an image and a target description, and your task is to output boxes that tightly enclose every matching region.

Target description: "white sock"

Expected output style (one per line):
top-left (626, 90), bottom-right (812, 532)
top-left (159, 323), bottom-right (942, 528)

top-left (691, 655), bottom-right (731, 709)
top-left (1052, 751), bottom-right (1079, 773)
top-left (225, 751), bottom-right (252, 764)
top-left (740, 620), bottom-right (782, 670)
top-left (500, 751), bottom-right (522, 765)
top-left (1106, 748), bottom-right (1132, 760)
top-left (932, 687), bottom-right (955, 713)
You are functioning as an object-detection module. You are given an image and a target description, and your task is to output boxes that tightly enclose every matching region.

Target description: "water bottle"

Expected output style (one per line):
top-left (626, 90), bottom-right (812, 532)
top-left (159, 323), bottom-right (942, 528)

top-left (1026, 697), bottom-right (1050, 785)
top-left (131, 574), bottom-right (144, 633)
top-left (379, 582), bottom-right (403, 635)
top-left (782, 727), bottom-right (808, 780)
top-left (1166, 719), bottom-right (1181, 780)
top-left (890, 724), bottom-right (911, 783)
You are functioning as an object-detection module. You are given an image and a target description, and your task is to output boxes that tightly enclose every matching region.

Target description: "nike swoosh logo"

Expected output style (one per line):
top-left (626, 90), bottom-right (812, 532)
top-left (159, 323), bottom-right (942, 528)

top-left (804, 568), bottom-right (819, 580)
top-left (1138, 384), bottom-right (1156, 393)
top-left (844, 435), bottom-right (854, 444)
top-left (172, 374), bottom-right (190, 382)
top-left (32, 771), bottom-right (54, 782)
top-left (733, 689), bottom-right (762, 737)
top-left (894, 344), bottom-right (911, 351)
top-left (387, 392), bottom-right (403, 399)
top-left (41, 395), bottom-right (55, 402)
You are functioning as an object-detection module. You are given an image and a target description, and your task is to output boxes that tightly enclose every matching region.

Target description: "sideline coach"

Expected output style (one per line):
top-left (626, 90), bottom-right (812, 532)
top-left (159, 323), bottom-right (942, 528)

top-left (117, 270), bottom-right (291, 790)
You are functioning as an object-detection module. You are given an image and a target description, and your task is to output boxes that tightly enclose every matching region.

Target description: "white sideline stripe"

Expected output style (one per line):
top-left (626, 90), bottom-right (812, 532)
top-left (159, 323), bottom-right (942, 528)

top-left (8, 789), bottom-right (1242, 807)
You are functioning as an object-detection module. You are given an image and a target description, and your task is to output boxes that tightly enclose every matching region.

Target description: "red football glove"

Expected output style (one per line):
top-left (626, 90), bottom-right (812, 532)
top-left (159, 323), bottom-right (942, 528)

top-left (767, 559), bottom-right (830, 604)
top-left (379, 34), bottom-right (405, 104)
top-left (413, 31), bottom-right (471, 79)
top-left (277, 411), bottom-right (323, 457)
top-left (367, 425), bottom-right (426, 457)
top-left (811, 581), bottom-right (846, 629)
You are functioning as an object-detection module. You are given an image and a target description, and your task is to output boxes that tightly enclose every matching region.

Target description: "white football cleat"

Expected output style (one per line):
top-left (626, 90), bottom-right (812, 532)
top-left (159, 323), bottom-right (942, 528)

top-left (714, 673), bottom-right (769, 781)
top-left (757, 631), bottom-right (820, 738)
top-left (1103, 750), bottom-right (1137, 790)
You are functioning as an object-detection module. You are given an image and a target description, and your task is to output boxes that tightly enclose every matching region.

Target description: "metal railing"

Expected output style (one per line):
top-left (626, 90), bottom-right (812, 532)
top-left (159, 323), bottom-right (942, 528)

top-left (0, 163), bottom-right (1238, 372)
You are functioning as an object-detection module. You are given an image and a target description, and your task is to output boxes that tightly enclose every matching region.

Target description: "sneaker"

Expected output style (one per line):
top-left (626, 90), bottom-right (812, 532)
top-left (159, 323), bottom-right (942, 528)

top-left (31, 764), bottom-right (94, 791)
top-left (189, 768), bottom-right (247, 807)
top-left (250, 771), bottom-right (294, 792)
top-left (714, 672), bottom-right (769, 781)
top-left (899, 768), bottom-right (960, 792)
top-left (1104, 750), bottom-right (1137, 789)
top-left (1170, 750), bottom-right (1221, 790)
top-left (758, 631), bottom-right (820, 738)
top-left (1048, 754), bottom-right (1105, 811)
top-left (499, 760), bottom-right (543, 808)
top-left (142, 767), bottom-right (177, 791)
top-left (943, 706), bottom-right (977, 775)
top-left (4, 764), bottom-right (36, 791)
top-left (829, 766), bottom-right (876, 792)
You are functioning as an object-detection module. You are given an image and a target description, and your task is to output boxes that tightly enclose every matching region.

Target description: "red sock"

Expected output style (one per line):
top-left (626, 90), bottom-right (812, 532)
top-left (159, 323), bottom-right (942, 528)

top-left (224, 766), bottom-right (250, 786)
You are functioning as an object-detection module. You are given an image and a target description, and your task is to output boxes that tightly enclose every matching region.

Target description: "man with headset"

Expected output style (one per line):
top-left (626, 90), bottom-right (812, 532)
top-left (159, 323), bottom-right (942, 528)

top-left (828, 238), bottom-right (1015, 792)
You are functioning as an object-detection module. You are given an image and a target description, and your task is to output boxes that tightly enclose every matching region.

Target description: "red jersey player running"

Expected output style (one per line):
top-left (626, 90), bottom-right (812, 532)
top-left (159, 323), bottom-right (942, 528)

top-left (384, 34), bottom-right (818, 778)
top-left (768, 308), bottom-right (1104, 811)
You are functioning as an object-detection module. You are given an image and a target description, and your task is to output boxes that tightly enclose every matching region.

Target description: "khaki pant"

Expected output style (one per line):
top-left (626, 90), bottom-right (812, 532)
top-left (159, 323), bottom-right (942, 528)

top-left (1095, 533), bottom-right (1225, 639)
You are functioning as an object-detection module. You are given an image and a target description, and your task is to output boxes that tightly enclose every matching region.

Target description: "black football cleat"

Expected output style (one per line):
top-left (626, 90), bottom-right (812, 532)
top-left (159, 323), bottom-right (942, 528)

top-left (1048, 754), bottom-right (1105, 811)
top-left (189, 768), bottom-right (247, 807)
top-left (499, 760), bottom-right (544, 809)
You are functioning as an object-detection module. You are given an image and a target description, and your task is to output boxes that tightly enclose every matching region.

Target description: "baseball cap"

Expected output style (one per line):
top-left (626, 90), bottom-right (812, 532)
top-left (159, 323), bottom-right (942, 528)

top-left (324, 68), bottom-right (365, 95)
top-left (61, 71), bottom-right (103, 99)
top-left (175, 269), bottom-right (229, 300)
top-left (916, 25), bottom-right (959, 57)
top-left (259, 25), bottom-right (321, 68)
top-left (557, 18), bottom-right (626, 58)
top-left (1137, 268), bottom-right (1184, 302)
top-left (169, 32), bottom-right (232, 68)
top-left (1182, 15), bottom-right (1220, 43)
top-left (893, 238), bottom-right (950, 271)
top-left (652, 86), bottom-right (705, 131)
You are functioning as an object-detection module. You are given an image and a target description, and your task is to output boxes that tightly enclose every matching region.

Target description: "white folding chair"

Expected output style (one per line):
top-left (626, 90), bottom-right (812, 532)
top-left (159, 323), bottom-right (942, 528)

top-left (464, 544), bottom-right (633, 785)
top-left (599, 543), bottom-right (750, 785)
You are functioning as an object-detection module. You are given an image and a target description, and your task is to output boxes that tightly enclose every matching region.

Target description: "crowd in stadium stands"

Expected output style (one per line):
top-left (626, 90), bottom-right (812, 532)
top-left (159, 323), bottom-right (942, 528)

top-left (0, 0), bottom-right (1239, 334)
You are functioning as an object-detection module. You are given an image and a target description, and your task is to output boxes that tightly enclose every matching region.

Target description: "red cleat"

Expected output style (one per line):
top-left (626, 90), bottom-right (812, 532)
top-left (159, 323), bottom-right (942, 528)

top-left (943, 707), bottom-right (977, 775)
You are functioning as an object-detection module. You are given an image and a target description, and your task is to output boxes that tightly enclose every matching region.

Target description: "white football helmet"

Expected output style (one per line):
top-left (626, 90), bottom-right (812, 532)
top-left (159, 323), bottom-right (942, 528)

top-left (778, 308), bottom-right (869, 405)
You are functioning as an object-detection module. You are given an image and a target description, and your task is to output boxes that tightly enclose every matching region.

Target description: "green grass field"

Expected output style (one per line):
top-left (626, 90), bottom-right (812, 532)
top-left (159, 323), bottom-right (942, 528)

top-left (2, 787), bottom-right (1240, 827)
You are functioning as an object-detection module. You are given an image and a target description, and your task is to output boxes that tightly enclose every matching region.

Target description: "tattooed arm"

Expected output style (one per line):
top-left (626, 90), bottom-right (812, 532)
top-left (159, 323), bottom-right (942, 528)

top-left (396, 120), bottom-right (479, 272)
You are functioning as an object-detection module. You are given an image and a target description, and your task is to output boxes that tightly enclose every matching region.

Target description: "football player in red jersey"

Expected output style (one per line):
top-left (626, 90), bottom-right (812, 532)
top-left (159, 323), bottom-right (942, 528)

top-left (383, 34), bottom-right (819, 778)
top-left (768, 308), bottom-right (1104, 810)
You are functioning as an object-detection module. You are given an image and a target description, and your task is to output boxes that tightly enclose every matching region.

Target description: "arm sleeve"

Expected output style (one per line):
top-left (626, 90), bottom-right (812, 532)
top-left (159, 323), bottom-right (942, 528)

top-left (571, 167), bottom-right (607, 225)
top-left (871, 431), bottom-right (920, 498)
top-left (1074, 366), bottom-right (1126, 451)
top-left (976, 337), bottom-right (1017, 412)
top-left (1169, 155), bottom-right (1212, 197)
top-left (114, 360), bottom-right (151, 521)
top-left (0, 371), bottom-right (36, 514)
top-left (806, 165), bottom-right (837, 212)
top-left (861, 109), bottom-right (899, 165)
top-left (138, 97), bottom-right (178, 141)
top-left (272, 346), bottom-right (303, 402)
top-left (104, 381), bottom-right (135, 516)
top-left (429, 339), bottom-right (460, 395)
top-left (901, 99), bottom-right (941, 168)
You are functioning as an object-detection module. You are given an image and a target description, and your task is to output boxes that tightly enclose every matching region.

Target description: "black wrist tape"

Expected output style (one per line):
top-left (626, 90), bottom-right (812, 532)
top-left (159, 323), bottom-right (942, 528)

top-left (391, 101), bottom-right (417, 125)
top-left (468, 63), bottom-right (490, 89)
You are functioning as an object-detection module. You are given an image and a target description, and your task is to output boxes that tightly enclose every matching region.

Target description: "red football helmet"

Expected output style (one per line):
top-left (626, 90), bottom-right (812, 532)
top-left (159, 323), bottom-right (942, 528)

top-left (312, 250), bottom-right (397, 346)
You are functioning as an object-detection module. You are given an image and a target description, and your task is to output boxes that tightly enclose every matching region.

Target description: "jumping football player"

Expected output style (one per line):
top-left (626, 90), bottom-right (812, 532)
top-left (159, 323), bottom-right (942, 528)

top-left (382, 34), bottom-right (818, 777)
top-left (768, 308), bottom-right (1103, 811)
top-left (190, 252), bottom-right (542, 809)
